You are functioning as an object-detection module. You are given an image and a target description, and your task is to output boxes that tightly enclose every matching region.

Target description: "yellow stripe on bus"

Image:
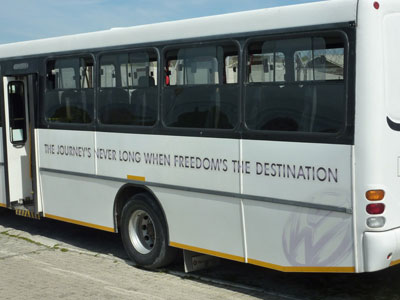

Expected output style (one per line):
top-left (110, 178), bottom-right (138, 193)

top-left (248, 258), bottom-right (355, 273)
top-left (390, 259), bottom-right (400, 267)
top-left (170, 241), bottom-right (245, 263)
top-left (0, 203), bottom-right (6, 208)
top-left (127, 175), bottom-right (146, 182)
top-left (170, 241), bottom-right (355, 273)
top-left (45, 214), bottom-right (115, 233)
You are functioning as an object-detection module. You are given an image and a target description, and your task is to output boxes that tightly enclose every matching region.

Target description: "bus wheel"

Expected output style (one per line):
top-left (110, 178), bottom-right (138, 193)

top-left (120, 193), bottom-right (176, 269)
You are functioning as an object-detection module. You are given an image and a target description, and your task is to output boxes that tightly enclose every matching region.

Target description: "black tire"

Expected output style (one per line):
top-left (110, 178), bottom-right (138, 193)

top-left (120, 193), bottom-right (177, 269)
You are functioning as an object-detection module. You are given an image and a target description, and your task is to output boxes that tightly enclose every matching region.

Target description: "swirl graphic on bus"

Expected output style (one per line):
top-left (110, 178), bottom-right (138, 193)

top-left (282, 193), bottom-right (353, 267)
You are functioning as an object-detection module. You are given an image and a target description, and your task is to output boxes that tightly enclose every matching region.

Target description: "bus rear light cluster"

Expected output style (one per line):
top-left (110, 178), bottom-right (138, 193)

top-left (366, 189), bottom-right (385, 228)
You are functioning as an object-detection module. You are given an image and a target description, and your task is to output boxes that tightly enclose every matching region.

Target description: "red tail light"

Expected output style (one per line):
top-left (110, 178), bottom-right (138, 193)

top-left (366, 203), bottom-right (385, 215)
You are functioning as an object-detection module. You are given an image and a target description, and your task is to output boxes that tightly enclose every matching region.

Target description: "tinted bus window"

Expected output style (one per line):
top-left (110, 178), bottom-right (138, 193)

top-left (45, 56), bottom-right (94, 124)
top-left (163, 43), bottom-right (239, 129)
top-left (98, 50), bottom-right (158, 126)
top-left (245, 34), bottom-right (346, 134)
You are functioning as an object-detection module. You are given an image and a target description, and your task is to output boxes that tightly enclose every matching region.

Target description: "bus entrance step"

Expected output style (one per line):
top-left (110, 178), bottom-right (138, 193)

top-left (14, 207), bottom-right (40, 220)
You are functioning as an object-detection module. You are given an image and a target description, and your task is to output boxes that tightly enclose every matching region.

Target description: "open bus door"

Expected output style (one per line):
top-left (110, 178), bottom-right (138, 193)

top-left (2, 75), bottom-right (40, 218)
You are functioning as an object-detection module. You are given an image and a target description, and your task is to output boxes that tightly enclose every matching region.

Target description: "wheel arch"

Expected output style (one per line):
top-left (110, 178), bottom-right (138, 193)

top-left (113, 184), bottom-right (170, 241)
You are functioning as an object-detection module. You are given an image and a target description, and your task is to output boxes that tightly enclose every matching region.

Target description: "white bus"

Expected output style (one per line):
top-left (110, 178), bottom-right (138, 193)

top-left (0, 0), bottom-right (398, 273)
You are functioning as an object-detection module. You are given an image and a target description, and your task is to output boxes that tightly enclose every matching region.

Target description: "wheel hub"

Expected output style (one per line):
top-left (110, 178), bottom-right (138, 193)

top-left (128, 209), bottom-right (156, 254)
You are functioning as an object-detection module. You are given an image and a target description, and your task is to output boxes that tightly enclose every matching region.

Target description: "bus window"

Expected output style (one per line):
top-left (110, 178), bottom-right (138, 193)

top-left (245, 34), bottom-right (346, 134)
top-left (44, 56), bottom-right (94, 124)
top-left (163, 43), bottom-right (239, 129)
top-left (98, 49), bottom-right (158, 126)
top-left (294, 38), bottom-right (344, 82)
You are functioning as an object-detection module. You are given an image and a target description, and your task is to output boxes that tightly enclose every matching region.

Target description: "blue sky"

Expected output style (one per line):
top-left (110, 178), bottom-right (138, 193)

top-left (0, 0), bottom-right (321, 44)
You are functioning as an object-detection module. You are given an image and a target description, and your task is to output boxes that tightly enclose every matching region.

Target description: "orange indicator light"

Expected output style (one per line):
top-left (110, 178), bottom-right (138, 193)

top-left (365, 190), bottom-right (385, 201)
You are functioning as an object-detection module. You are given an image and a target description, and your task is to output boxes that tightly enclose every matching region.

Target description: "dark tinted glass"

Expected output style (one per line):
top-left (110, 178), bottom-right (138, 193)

top-left (45, 57), bottom-right (94, 124)
top-left (163, 43), bottom-right (239, 129)
top-left (98, 50), bottom-right (158, 126)
top-left (245, 35), bottom-right (346, 133)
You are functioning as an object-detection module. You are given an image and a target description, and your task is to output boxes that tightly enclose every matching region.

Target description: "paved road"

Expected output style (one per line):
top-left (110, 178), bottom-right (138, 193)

top-left (1, 207), bottom-right (400, 299)
top-left (0, 208), bottom-right (273, 300)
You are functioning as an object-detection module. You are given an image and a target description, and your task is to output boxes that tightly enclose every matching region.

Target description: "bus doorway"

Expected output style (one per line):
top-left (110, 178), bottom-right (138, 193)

top-left (2, 75), bottom-right (38, 215)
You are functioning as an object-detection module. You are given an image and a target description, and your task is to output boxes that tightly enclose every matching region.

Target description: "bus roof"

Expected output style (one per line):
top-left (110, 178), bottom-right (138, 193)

top-left (0, 0), bottom-right (357, 60)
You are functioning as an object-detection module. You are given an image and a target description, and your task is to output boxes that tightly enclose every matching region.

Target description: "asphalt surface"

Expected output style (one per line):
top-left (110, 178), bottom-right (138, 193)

top-left (1, 207), bottom-right (400, 299)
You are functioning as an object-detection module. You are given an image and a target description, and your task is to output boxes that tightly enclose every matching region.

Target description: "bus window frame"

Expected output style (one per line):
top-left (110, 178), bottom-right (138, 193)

top-left (242, 29), bottom-right (354, 145)
top-left (96, 46), bottom-right (160, 131)
top-left (42, 53), bottom-right (96, 130)
top-left (160, 39), bottom-right (242, 133)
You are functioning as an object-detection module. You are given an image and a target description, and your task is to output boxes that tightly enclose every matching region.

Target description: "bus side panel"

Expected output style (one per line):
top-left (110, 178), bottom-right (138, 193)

top-left (37, 129), bottom-right (116, 230)
top-left (242, 140), bottom-right (354, 270)
top-left (354, 0), bottom-right (400, 272)
top-left (344, 0), bottom-right (400, 273)
top-left (95, 132), bottom-right (243, 258)
top-left (39, 171), bottom-right (117, 231)
top-left (95, 133), bottom-right (240, 194)
top-left (381, 8), bottom-right (400, 232)
top-left (0, 129), bottom-right (6, 207)
top-left (244, 202), bottom-right (354, 271)
top-left (37, 129), bottom-right (95, 174)
top-left (154, 188), bottom-right (245, 260)
top-left (242, 140), bottom-right (352, 208)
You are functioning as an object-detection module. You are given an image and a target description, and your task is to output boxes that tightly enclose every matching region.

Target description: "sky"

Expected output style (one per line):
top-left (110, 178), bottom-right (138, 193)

top-left (0, 0), bottom-right (321, 44)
